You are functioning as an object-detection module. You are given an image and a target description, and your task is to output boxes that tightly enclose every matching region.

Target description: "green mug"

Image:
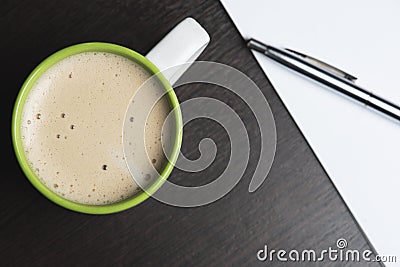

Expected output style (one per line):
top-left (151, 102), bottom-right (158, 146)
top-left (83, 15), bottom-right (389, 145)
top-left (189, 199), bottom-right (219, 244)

top-left (11, 18), bottom-right (210, 214)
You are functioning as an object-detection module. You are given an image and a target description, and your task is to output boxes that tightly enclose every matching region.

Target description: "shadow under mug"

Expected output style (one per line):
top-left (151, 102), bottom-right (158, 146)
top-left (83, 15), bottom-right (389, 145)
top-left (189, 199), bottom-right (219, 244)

top-left (11, 18), bottom-right (210, 214)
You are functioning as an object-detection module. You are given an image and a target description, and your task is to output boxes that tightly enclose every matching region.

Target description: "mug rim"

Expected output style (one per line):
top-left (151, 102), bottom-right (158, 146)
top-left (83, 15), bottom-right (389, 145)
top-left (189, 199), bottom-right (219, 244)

top-left (11, 42), bottom-right (183, 214)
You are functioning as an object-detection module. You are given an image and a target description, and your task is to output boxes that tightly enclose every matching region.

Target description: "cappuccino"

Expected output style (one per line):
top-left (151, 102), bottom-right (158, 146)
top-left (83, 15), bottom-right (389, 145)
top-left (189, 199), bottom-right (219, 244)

top-left (20, 52), bottom-right (173, 205)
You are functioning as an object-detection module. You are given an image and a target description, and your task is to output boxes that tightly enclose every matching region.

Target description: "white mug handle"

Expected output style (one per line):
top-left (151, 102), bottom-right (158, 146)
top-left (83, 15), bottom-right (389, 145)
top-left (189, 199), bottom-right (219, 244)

top-left (145, 17), bottom-right (210, 85)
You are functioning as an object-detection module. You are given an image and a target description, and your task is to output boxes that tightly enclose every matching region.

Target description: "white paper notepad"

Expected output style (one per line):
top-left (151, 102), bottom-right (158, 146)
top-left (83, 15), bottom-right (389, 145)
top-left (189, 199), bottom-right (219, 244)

top-left (220, 0), bottom-right (400, 264)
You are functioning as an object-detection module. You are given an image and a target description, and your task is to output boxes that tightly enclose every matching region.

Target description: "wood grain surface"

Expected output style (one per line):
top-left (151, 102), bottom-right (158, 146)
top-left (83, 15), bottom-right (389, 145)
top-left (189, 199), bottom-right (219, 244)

top-left (0, 0), bottom-right (381, 266)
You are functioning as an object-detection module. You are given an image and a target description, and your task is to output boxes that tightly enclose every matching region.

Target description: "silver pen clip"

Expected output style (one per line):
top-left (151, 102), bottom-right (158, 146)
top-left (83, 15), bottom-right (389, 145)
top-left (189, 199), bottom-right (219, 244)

top-left (285, 48), bottom-right (357, 83)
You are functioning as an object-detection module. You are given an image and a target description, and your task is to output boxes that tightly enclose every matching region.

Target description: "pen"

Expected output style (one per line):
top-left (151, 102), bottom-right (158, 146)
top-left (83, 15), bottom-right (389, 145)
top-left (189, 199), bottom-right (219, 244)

top-left (247, 38), bottom-right (400, 122)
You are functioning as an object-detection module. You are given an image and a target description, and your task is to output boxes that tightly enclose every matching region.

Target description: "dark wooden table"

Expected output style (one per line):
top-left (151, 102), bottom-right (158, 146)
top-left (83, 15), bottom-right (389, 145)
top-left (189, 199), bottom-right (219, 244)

top-left (1, 0), bottom-right (380, 266)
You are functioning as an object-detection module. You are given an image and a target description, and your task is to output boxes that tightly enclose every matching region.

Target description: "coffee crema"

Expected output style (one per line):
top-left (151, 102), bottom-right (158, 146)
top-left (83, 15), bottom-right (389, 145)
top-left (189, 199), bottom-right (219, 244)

top-left (20, 52), bottom-right (172, 205)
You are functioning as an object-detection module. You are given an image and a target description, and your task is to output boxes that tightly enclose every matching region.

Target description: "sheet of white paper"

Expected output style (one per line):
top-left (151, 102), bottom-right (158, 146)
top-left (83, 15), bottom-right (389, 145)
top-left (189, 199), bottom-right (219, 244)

top-left (221, 0), bottom-right (400, 263)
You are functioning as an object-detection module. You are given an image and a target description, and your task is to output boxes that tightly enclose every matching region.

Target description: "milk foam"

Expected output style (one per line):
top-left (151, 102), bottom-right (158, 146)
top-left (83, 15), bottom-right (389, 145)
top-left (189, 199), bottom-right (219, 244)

top-left (20, 52), bottom-right (172, 205)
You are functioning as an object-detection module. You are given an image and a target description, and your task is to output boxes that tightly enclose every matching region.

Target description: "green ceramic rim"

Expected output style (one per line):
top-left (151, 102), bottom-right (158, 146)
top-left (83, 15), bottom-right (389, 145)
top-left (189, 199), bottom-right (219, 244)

top-left (11, 42), bottom-right (183, 214)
